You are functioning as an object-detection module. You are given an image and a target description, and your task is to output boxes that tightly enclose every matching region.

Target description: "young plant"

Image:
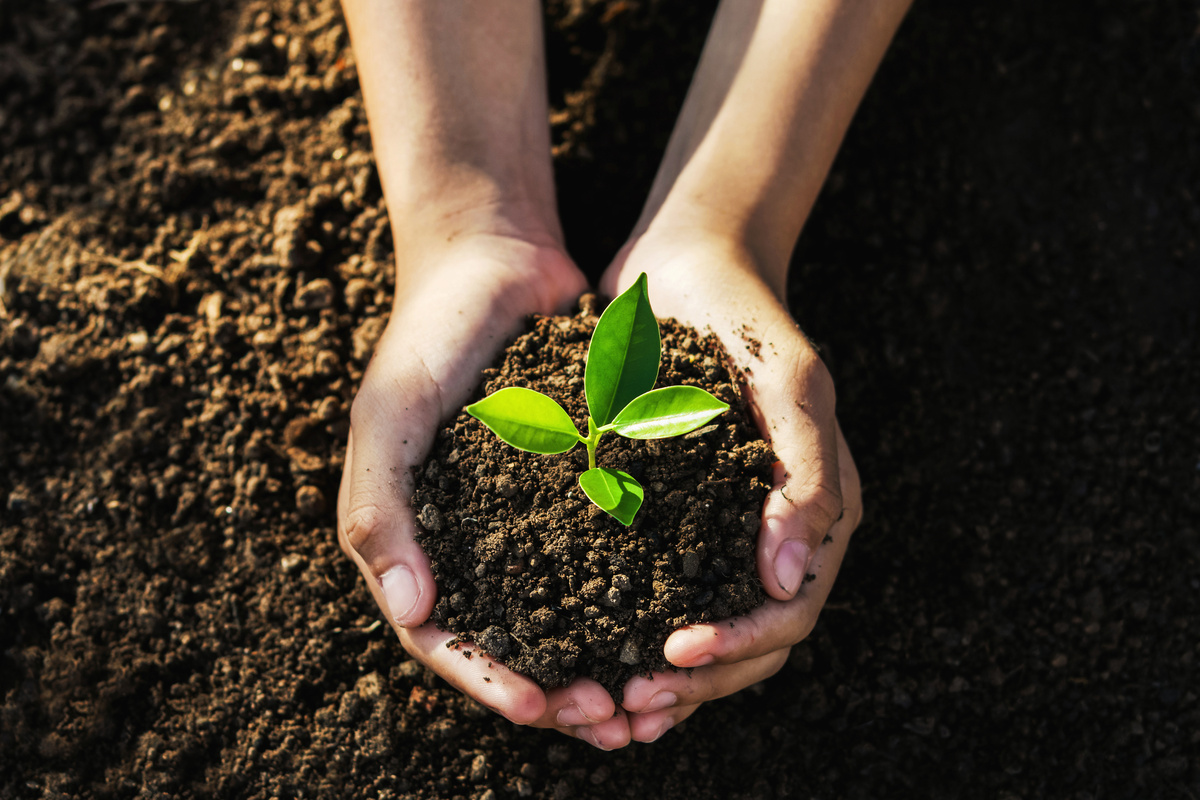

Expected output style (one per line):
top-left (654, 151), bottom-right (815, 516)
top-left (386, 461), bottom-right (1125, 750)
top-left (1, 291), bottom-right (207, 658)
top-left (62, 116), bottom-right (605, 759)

top-left (465, 274), bottom-right (729, 525)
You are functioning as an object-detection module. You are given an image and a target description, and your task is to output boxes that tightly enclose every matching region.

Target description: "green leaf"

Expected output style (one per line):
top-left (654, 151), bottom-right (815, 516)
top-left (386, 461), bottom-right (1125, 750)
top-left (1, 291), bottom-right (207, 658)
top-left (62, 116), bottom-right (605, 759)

top-left (608, 385), bottom-right (729, 439)
top-left (578, 467), bottom-right (644, 525)
top-left (585, 273), bottom-right (660, 426)
top-left (466, 387), bottom-right (582, 454)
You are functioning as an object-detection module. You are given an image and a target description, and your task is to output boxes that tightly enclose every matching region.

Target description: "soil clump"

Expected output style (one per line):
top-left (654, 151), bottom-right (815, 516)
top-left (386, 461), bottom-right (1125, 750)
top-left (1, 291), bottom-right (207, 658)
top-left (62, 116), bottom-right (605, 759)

top-left (414, 301), bottom-right (773, 696)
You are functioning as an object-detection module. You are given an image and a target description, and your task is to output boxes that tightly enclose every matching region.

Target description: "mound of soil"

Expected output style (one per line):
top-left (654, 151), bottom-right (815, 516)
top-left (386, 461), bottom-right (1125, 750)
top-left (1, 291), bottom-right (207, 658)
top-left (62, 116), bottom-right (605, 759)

top-left (2, 0), bottom-right (1197, 798)
top-left (414, 301), bottom-right (773, 696)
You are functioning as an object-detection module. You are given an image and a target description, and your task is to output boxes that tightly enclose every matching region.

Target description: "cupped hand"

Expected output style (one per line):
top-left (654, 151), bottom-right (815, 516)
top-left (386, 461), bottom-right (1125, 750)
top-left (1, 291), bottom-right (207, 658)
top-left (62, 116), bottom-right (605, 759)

top-left (337, 233), bottom-right (631, 739)
top-left (599, 230), bottom-right (863, 743)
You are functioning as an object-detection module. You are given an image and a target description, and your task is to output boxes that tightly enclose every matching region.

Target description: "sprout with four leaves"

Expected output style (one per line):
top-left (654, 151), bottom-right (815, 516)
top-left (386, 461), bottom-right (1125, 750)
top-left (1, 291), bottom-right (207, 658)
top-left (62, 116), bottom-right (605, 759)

top-left (466, 274), bottom-right (729, 525)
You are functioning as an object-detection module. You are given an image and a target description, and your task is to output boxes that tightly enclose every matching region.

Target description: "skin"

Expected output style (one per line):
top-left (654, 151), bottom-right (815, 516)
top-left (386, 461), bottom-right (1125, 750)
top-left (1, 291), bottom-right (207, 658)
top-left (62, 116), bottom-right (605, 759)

top-left (337, 0), bottom-right (912, 748)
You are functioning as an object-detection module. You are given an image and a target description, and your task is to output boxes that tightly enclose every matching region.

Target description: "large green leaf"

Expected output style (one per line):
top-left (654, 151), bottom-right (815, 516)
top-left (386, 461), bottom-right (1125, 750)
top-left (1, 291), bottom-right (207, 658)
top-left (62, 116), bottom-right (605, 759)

top-left (465, 387), bottom-right (582, 454)
top-left (585, 273), bottom-right (660, 426)
top-left (578, 467), bottom-right (644, 526)
top-left (607, 385), bottom-right (729, 439)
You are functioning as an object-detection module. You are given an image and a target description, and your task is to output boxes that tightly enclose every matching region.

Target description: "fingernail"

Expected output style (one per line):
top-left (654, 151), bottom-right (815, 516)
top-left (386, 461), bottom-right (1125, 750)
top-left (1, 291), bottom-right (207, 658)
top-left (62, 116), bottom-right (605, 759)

top-left (774, 539), bottom-right (811, 596)
top-left (649, 719), bottom-right (675, 743)
top-left (577, 727), bottom-right (610, 751)
top-left (641, 691), bottom-right (677, 713)
top-left (380, 565), bottom-right (421, 626)
top-left (556, 703), bottom-right (595, 727)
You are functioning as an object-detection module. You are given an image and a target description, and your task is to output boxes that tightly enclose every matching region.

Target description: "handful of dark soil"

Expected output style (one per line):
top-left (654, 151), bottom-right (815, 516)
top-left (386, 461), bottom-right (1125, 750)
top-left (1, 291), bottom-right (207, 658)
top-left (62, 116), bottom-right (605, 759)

top-left (413, 298), bottom-right (774, 697)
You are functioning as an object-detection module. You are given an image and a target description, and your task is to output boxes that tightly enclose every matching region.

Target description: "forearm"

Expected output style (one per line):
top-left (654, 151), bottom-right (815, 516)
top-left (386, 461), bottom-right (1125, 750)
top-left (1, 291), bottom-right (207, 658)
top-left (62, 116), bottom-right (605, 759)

top-left (340, 1), bottom-right (562, 273)
top-left (635, 0), bottom-right (912, 295)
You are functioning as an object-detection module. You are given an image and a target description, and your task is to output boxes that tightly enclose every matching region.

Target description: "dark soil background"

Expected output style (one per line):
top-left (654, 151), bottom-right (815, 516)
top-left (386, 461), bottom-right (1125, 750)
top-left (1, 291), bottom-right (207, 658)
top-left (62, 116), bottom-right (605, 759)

top-left (1, 1), bottom-right (1197, 798)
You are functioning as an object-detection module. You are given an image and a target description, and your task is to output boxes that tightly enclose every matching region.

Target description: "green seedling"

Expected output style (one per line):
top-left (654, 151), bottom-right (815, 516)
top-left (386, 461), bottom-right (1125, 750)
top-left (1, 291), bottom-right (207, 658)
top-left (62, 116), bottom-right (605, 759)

top-left (466, 274), bottom-right (729, 525)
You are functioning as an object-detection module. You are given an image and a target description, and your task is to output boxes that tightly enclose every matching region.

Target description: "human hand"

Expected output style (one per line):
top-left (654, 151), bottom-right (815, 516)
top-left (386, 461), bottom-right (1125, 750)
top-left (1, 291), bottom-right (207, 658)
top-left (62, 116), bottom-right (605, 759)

top-left (595, 230), bottom-right (862, 745)
top-left (338, 233), bottom-right (636, 736)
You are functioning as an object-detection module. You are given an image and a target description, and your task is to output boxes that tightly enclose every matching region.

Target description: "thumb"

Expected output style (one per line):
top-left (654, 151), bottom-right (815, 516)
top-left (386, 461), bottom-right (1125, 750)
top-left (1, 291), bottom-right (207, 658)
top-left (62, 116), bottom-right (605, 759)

top-left (337, 391), bottom-right (438, 629)
top-left (749, 345), bottom-right (845, 601)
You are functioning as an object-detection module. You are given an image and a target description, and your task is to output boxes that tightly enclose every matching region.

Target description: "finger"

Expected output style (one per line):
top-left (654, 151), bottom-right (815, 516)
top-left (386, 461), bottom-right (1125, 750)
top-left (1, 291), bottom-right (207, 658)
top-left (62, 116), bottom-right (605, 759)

top-left (621, 648), bottom-right (790, 713)
top-left (338, 416), bottom-right (437, 628)
top-left (749, 338), bottom-right (846, 602)
top-left (570, 708), bottom-right (633, 751)
top-left (531, 678), bottom-right (616, 729)
top-left (627, 702), bottom-right (702, 743)
top-left (397, 623), bottom-right (547, 725)
top-left (666, 426), bottom-right (861, 666)
top-left (628, 705), bottom-right (700, 744)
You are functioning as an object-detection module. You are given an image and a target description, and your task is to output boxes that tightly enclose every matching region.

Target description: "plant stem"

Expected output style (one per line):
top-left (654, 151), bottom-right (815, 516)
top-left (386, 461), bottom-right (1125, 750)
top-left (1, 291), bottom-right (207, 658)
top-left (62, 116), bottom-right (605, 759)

top-left (585, 417), bottom-right (600, 470)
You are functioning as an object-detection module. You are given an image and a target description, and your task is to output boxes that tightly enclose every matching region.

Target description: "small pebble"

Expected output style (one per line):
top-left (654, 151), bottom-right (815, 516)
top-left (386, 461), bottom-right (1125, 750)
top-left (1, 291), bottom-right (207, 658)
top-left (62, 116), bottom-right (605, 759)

top-left (280, 553), bottom-right (306, 574)
top-left (296, 485), bottom-right (326, 518)
top-left (295, 278), bottom-right (335, 310)
top-left (355, 672), bottom-right (383, 700)
top-left (418, 503), bottom-right (443, 531)
top-left (469, 753), bottom-right (488, 782)
top-left (477, 625), bottom-right (511, 658)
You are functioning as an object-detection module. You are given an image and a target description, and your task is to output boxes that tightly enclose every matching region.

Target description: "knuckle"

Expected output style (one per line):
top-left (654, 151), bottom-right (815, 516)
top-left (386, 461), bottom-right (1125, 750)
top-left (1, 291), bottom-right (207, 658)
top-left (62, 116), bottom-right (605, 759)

top-left (340, 503), bottom-right (390, 563)
top-left (719, 617), bottom-right (763, 661)
top-left (793, 477), bottom-right (845, 533)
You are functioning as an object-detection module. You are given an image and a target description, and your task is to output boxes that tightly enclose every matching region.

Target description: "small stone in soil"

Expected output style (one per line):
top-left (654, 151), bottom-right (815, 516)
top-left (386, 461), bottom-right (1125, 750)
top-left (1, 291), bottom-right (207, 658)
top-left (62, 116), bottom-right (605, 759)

top-left (477, 625), bottom-right (511, 658)
top-left (295, 485), bottom-right (326, 518)
top-left (280, 553), bottom-right (306, 574)
top-left (418, 503), bottom-right (444, 531)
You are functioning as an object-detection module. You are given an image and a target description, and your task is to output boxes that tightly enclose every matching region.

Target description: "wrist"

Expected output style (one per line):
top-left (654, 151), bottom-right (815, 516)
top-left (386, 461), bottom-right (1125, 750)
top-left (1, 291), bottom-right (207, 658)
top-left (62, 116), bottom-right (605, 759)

top-left (622, 216), bottom-right (790, 301)
top-left (390, 187), bottom-right (562, 255)
top-left (389, 225), bottom-right (583, 320)
top-left (385, 142), bottom-right (564, 248)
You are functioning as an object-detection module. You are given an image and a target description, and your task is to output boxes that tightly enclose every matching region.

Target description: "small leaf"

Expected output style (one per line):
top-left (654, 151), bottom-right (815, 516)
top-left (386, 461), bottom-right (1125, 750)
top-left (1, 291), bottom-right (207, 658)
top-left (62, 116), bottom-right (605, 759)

top-left (608, 385), bottom-right (729, 439)
top-left (585, 273), bottom-right (660, 426)
top-left (466, 387), bottom-right (582, 454)
top-left (579, 467), bottom-right (644, 526)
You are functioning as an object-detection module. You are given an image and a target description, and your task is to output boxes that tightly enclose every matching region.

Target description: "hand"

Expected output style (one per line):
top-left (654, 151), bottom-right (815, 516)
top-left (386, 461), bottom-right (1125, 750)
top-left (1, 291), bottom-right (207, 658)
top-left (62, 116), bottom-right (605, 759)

top-left (598, 230), bottom-right (862, 744)
top-left (338, 233), bottom-right (633, 736)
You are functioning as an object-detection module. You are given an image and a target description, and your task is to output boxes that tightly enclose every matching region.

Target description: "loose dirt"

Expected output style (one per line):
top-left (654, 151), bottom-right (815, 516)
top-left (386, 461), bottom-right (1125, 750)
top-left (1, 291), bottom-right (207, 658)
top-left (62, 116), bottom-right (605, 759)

top-left (415, 307), bottom-right (771, 697)
top-left (2, 0), bottom-right (1197, 798)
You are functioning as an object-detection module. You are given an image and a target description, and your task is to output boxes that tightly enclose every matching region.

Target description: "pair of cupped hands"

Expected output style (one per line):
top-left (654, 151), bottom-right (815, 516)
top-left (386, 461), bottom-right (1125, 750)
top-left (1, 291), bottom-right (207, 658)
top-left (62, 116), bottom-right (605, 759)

top-left (336, 224), bottom-right (861, 750)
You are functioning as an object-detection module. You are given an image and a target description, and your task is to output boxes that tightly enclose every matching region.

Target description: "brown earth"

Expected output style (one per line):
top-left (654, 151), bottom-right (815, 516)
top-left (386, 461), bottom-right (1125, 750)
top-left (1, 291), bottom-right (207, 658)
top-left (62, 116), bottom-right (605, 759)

top-left (2, 1), bottom-right (1198, 799)
top-left (414, 309), bottom-right (771, 698)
